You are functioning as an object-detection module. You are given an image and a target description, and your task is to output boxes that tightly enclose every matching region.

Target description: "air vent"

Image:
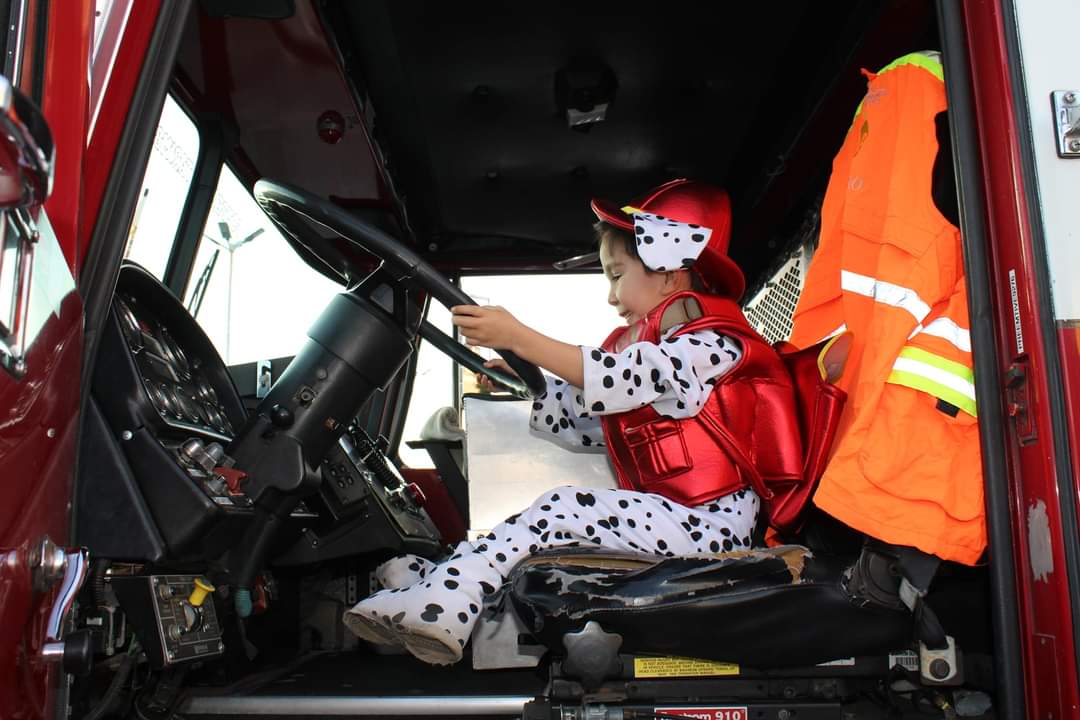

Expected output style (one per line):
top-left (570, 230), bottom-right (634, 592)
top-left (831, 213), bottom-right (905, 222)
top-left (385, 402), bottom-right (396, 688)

top-left (743, 245), bottom-right (813, 345)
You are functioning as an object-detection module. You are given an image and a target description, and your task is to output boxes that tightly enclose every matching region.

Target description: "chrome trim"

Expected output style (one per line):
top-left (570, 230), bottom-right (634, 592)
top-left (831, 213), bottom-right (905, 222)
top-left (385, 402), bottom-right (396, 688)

top-left (180, 695), bottom-right (533, 716)
top-left (45, 549), bottom-right (89, 642)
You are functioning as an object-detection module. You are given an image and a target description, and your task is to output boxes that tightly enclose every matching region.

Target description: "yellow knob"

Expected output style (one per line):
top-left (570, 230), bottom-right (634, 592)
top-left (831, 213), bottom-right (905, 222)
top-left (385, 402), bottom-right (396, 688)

top-left (188, 577), bottom-right (215, 607)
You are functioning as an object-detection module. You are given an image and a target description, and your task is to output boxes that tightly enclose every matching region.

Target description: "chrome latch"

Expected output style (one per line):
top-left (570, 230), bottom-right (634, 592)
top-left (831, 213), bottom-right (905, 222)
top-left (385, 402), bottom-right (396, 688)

top-left (1052, 90), bottom-right (1080, 157)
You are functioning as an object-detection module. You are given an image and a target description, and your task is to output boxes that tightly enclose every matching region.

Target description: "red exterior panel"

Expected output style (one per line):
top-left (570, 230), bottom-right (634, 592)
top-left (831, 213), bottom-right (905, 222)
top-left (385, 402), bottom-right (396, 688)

top-left (41, 0), bottom-right (92, 274)
top-left (80, 1), bottom-right (162, 267)
top-left (962, 2), bottom-right (1080, 718)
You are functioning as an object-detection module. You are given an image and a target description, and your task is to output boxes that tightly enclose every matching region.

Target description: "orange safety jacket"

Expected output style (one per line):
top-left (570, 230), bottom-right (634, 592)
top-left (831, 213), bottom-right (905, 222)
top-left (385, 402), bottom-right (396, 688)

top-left (789, 52), bottom-right (986, 565)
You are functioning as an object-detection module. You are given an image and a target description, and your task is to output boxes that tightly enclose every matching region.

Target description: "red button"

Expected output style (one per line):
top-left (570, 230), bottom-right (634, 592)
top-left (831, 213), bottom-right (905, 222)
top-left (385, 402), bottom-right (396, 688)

top-left (405, 482), bottom-right (427, 507)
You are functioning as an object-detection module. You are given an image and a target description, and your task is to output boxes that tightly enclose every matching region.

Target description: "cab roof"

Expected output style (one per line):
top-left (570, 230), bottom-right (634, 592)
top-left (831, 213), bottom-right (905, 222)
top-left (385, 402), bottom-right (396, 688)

top-left (175, 0), bottom-right (939, 290)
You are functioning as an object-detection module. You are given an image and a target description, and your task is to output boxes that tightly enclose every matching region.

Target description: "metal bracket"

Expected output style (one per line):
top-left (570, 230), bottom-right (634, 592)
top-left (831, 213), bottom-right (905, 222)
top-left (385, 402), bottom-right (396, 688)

top-left (255, 359), bottom-right (272, 399)
top-left (1051, 90), bottom-right (1080, 157)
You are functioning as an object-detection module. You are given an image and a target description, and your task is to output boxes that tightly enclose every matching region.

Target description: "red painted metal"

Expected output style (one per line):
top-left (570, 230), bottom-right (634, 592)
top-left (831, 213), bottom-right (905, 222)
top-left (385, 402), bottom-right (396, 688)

top-left (41, 0), bottom-right (92, 274)
top-left (79, 0), bottom-right (161, 267)
top-left (400, 467), bottom-right (467, 543)
top-left (173, 1), bottom-right (382, 205)
top-left (89, 0), bottom-right (136, 143)
top-left (0, 2), bottom-right (94, 717)
top-left (0, 287), bottom-right (85, 719)
top-left (962, 2), bottom-right (1080, 718)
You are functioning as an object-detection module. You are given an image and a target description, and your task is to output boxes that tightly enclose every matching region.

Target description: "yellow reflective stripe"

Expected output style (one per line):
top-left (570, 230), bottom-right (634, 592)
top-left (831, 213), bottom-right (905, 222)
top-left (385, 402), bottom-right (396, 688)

top-left (852, 51), bottom-right (944, 122)
top-left (898, 346), bottom-right (974, 383)
top-left (887, 346), bottom-right (977, 417)
top-left (876, 51), bottom-right (944, 82)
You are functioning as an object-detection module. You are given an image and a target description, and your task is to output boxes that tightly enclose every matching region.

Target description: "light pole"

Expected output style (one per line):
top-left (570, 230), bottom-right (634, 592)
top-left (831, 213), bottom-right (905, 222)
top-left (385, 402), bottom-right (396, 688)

top-left (204, 221), bottom-right (263, 362)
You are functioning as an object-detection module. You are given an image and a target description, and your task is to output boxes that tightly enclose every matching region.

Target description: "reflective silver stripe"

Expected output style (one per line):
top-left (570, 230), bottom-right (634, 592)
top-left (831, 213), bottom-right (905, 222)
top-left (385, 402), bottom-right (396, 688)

top-left (840, 270), bottom-right (931, 323)
top-left (916, 317), bottom-right (972, 353)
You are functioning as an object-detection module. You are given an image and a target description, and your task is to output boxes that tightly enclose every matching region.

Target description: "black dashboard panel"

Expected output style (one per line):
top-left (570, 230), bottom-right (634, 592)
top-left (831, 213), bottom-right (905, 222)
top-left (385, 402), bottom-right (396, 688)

top-left (87, 263), bottom-right (441, 568)
top-left (90, 264), bottom-right (260, 561)
top-left (105, 262), bottom-right (247, 440)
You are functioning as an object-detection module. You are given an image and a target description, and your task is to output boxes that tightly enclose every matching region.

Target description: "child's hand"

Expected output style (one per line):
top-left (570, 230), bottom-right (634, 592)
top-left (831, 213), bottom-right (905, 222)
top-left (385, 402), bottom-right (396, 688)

top-left (476, 358), bottom-right (519, 392)
top-left (451, 305), bottom-right (528, 352)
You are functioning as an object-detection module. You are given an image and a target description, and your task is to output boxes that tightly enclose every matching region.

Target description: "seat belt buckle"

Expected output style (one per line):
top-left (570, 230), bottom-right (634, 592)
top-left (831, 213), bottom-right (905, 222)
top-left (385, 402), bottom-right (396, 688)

top-left (919, 635), bottom-right (963, 686)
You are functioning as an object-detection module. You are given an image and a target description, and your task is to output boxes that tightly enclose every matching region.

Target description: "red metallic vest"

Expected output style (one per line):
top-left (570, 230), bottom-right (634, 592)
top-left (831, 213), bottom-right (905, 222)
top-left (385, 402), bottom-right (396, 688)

top-left (599, 291), bottom-right (803, 507)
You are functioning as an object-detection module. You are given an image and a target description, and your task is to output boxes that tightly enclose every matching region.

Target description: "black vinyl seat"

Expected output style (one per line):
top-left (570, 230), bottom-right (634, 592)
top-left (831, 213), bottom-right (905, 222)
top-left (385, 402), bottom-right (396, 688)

top-left (508, 545), bottom-right (913, 670)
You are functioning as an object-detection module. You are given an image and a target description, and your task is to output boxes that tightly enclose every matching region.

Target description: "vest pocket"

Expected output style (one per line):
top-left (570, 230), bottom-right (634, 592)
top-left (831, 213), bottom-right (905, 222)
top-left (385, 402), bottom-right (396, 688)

top-left (624, 418), bottom-right (692, 485)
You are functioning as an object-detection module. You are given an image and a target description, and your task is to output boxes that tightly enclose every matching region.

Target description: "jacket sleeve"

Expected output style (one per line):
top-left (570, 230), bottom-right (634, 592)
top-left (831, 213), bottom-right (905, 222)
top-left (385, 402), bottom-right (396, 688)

top-left (885, 276), bottom-right (977, 417)
top-left (528, 375), bottom-right (607, 449)
top-left (577, 328), bottom-right (742, 419)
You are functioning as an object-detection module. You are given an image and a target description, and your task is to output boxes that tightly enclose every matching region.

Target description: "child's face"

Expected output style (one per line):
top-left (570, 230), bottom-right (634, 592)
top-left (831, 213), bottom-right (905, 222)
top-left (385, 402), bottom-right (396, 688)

top-left (599, 235), bottom-right (683, 325)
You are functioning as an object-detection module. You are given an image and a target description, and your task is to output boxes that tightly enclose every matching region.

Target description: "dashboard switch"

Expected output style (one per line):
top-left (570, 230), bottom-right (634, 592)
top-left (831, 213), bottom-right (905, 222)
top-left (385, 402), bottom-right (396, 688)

top-left (216, 467), bottom-right (248, 495)
top-left (406, 482), bottom-right (427, 507)
top-left (188, 577), bottom-right (215, 607)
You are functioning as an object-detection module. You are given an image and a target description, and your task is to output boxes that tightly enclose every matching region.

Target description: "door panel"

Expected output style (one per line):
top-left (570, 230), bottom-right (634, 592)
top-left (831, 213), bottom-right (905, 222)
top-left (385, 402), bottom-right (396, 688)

top-left (0, 209), bottom-right (83, 719)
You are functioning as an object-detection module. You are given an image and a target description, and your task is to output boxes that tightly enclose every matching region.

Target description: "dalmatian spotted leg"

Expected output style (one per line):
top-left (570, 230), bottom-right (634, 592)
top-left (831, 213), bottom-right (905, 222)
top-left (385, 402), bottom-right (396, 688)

top-left (344, 548), bottom-right (502, 665)
top-left (374, 553), bottom-right (439, 590)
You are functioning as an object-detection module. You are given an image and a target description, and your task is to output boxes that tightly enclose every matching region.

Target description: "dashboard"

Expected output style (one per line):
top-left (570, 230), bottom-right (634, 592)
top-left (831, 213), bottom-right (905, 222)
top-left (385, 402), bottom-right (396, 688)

top-left (113, 293), bottom-right (235, 439)
top-left (87, 263), bottom-right (440, 568)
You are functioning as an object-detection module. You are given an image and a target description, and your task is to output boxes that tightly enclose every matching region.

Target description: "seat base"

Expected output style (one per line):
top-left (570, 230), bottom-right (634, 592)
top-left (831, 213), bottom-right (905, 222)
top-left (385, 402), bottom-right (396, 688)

top-left (508, 545), bottom-right (914, 669)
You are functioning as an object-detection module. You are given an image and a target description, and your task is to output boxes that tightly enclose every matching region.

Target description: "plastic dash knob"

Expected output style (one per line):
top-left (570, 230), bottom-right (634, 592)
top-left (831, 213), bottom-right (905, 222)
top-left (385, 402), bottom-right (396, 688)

top-left (188, 577), bottom-right (215, 607)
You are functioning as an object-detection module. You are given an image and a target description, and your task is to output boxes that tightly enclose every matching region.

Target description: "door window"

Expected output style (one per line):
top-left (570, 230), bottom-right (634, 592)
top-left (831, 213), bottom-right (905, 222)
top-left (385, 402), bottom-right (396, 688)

top-left (397, 273), bottom-right (612, 468)
top-left (123, 95), bottom-right (200, 279)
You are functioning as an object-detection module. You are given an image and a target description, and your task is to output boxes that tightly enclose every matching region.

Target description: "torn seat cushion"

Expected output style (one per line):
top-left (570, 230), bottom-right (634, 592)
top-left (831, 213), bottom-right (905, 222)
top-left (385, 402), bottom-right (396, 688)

top-left (508, 545), bottom-right (913, 668)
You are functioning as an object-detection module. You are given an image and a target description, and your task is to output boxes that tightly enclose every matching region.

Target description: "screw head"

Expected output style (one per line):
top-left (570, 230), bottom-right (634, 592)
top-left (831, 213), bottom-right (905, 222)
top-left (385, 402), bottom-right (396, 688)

top-left (121, 430), bottom-right (133, 440)
top-left (1069, 139), bottom-right (1080, 153)
top-left (46, 428), bottom-right (56, 438)
top-left (1065, 91), bottom-right (1077, 104)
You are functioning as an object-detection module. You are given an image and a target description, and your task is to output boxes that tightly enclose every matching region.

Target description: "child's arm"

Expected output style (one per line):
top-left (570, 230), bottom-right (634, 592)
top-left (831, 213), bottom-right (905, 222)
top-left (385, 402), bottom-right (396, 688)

top-left (451, 305), bottom-right (585, 387)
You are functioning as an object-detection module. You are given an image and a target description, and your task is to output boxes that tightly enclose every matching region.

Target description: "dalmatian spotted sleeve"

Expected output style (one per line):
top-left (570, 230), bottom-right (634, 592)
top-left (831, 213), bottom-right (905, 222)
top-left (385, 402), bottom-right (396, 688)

top-left (579, 327), bottom-right (742, 418)
top-left (528, 375), bottom-right (607, 449)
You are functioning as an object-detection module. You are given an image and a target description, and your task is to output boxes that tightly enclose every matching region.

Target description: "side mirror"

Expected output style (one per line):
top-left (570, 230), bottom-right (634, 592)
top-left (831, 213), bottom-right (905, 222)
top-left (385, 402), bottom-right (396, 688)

top-left (0, 74), bottom-right (53, 208)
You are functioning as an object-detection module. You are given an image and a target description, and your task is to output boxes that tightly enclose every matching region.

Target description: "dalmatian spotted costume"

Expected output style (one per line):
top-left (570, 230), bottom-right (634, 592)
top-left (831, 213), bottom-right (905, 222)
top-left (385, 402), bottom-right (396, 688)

top-left (344, 201), bottom-right (761, 665)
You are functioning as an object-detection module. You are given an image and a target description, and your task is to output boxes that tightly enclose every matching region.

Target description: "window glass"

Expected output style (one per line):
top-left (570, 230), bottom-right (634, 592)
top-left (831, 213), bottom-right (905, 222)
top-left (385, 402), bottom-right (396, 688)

top-left (123, 95), bottom-right (199, 279)
top-left (397, 273), bottom-right (613, 468)
top-left (183, 166), bottom-right (342, 366)
top-left (397, 302), bottom-right (454, 468)
top-left (458, 275), bottom-right (613, 394)
top-left (0, 0), bottom-right (50, 103)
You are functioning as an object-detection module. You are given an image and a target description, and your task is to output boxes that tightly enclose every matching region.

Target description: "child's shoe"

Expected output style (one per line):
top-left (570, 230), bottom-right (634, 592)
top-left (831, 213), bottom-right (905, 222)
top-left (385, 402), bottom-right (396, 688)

top-left (375, 554), bottom-right (438, 589)
top-left (343, 548), bottom-right (501, 665)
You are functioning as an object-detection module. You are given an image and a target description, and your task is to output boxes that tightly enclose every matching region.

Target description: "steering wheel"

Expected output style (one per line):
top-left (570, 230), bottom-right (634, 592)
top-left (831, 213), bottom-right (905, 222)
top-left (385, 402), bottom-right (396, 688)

top-left (252, 179), bottom-right (546, 398)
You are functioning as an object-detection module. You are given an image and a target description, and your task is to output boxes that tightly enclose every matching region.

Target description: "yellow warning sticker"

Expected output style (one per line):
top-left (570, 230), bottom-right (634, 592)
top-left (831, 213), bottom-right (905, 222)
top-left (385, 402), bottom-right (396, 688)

top-left (633, 657), bottom-right (740, 678)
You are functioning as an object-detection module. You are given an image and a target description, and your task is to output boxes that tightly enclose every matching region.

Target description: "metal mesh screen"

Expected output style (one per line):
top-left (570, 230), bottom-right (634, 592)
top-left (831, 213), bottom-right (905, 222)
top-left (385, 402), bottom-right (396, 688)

top-left (742, 246), bottom-right (812, 344)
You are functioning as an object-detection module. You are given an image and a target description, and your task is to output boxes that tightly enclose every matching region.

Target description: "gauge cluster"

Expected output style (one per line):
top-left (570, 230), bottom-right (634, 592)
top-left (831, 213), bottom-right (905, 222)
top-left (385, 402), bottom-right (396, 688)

top-left (114, 295), bottom-right (235, 439)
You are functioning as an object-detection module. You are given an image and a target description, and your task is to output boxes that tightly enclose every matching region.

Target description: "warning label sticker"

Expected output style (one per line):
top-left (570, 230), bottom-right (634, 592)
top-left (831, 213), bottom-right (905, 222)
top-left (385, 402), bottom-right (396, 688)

top-left (889, 650), bottom-right (919, 672)
top-left (633, 657), bottom-right (740, 678)
top-left (654, 706), bottom-right (748, 720)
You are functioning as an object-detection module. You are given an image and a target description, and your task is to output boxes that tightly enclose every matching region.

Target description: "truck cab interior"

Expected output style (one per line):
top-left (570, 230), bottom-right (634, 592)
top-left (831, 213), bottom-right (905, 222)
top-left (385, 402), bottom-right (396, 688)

top-left (70, 2), bottom-right (1005, 718)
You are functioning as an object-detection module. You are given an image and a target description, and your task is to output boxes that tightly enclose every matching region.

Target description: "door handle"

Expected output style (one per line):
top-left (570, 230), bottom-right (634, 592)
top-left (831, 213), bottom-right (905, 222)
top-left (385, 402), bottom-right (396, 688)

top-left (37, 540), bottom-right (93, 675)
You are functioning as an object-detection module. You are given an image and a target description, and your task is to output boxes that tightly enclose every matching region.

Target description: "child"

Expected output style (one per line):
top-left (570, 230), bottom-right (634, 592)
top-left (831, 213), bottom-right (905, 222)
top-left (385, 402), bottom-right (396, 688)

top-left (343, 179), bottom-right (803, 665)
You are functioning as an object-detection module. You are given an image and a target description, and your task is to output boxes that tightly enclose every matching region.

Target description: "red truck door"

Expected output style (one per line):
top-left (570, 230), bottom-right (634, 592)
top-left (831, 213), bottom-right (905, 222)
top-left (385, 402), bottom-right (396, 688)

top-left (0, 1), bottom-right (170, 717)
